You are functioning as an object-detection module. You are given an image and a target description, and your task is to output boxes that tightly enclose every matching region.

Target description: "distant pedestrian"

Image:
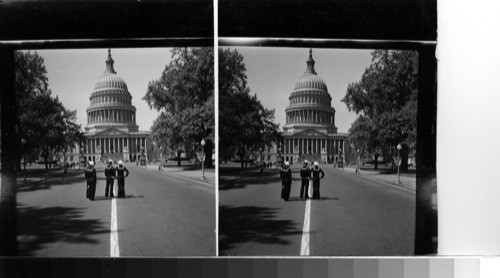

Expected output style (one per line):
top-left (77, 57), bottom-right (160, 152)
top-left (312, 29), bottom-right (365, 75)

top-left (85, 161), bottom-right (97, 200)
top-left (104, 159), bottom-right (116, 198)
top-left (280, 161), bottom-right (292, 201)
top-left (310, 161), bottom-right (325, 200)
top-left (115, 160), bottom-right (129, 198)
top-left (299, 160), bottom-right (311, 199)
top-left (158, 160), bottom-right (163, 171)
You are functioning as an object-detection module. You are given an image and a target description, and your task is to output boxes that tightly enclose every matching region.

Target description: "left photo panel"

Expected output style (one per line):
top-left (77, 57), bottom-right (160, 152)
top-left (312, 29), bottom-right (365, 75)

top-left (3, 47), bottom-right (215, 257)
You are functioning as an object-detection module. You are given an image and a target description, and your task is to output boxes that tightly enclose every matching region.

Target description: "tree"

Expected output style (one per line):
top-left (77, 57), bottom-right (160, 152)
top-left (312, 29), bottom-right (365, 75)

top-left (15, 51), bottom-right (83, 170)
top-left (219, 48), bottom-right (281, 168)
top-left (342, 50), bottom-right (418, 171)
top-left (15, 51), bottom-right (50, 170)
top-left (57, 108), bottom-right (85, 173)
top-left (143, 47), bottom-right (214, 167)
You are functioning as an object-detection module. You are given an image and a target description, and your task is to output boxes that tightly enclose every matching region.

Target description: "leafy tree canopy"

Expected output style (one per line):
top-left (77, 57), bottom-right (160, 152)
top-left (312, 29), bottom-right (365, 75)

top-left (15, 51), bottom-right (84, 169)
top-left (219, 48), bottom-right (281, 167)
top-left (342, 50), bottom-right (418, 169)
top-left (143, 47), bottom-right (214, 166)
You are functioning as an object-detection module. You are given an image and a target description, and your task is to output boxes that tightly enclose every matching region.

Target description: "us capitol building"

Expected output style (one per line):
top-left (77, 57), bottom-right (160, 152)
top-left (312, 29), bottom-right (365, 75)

top-left (260, 49), bottom-right (349, 165)
top-left (82, 49), bottom-right (149, 163)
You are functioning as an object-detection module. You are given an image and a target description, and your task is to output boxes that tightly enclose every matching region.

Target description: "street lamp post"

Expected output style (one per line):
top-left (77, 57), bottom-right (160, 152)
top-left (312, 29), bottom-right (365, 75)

top-left (397, 143), bottom-right (402, 184)
top-left (356, 148), bottom-right (360, 174)
top-left (80, 147), bottom-right (84, 169)
top-left (201, 139), bottom-right (206, 180)
top-left (21, 138), bottom-right (26, 182)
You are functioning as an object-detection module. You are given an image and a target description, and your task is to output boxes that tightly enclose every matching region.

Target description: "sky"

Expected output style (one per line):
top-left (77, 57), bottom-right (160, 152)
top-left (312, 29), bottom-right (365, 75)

top-left (30, 47), bottom-right (373, 135)
top-left (231, 47), bottom-right (374, 133)
top-left (31, 48), bottom-right (172, 131)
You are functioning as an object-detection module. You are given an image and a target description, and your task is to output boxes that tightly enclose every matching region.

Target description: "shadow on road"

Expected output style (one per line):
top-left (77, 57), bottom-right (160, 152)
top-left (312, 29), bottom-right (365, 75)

top-left (219, 170), bottom-right (281, 191)
top-left (18, 171), bottom-right (86, 192)
top-left (17, 205), bottom-right (109, 256)
top-left (90, 195), bottom-right (144, 201)
top-left (218, 205), bottom-right (302, 255)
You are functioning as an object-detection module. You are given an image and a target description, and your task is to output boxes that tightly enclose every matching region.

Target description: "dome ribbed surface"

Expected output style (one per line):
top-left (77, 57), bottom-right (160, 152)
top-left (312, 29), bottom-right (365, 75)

top-left (94, 72), bottom-right (128, 91)
top-left (293, 73), bottom-right (328, 92)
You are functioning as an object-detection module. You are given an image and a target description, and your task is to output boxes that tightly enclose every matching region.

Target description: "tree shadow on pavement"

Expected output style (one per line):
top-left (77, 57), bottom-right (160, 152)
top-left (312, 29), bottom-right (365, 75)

top-left (218, 205), bottom-right (302, 255)
top-left (17, 205), bottom-right (109, 256)
top-left (219, 171), bottom-right (281, 191)
top-left (18, 171), bottom-right (86, 192)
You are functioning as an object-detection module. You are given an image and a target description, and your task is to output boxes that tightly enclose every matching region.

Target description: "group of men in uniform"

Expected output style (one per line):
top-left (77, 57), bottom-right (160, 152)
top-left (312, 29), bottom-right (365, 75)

top-left (84, 159), bottom-right (130, 200)
top-left (280, 160), bottom-right (325, 201)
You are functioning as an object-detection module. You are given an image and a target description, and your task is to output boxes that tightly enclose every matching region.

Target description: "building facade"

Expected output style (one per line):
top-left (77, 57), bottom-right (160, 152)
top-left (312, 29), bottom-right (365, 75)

top-left (280, 49), bottom-right (348, 164)
top-left (83, 50), bottom-right (149, 163)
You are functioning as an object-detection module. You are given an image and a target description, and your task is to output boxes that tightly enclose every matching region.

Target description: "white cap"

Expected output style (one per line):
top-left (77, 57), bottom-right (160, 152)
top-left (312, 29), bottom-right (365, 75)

top-left (89, 161), bottom-right (94, 166)
top-left (284, 161), bottom-right (290, 166)
top-left (108, 159), bottom-right (113, 163)
top-left (314, 161), bottom-right (319, 166)
top-left (118, 160), bottom-right (123, 165)
top-left (303, 160), bottom-right (308, 164)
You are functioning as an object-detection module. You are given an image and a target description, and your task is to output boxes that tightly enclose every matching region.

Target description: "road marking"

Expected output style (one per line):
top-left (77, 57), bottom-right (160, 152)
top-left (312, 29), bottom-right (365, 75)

top-left (110, 185), bottom-right (120, 257)
top-left (300, 180), bottom-right (313, 256)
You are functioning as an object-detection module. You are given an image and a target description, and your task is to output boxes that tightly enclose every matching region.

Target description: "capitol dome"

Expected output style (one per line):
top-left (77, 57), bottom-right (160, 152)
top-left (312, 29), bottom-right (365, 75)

top-left (92, 50), bottom-right (129, 94)
top-left (94, 72), bottom-right (128, 91)
top-left (284, 49), bottom-right (336, 134)
top-left (85, 49), bottom-right (138, 133)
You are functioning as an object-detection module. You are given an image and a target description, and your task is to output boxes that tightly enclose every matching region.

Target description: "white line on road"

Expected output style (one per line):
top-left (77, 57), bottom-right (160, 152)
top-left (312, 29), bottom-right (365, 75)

top-left (300, 180), bottom-right (313, 256)
top-left (110, 186), bottom-right (120, 257)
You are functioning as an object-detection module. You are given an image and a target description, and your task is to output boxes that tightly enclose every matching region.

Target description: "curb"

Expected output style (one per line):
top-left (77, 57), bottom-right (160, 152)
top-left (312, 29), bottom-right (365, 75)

top-left (334, 168), bottom-right (416, 193)
top-left (148, 168), bottom-right (215, 188)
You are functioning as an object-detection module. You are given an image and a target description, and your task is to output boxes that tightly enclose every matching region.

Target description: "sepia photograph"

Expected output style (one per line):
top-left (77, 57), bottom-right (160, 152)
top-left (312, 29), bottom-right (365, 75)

top-left (2, 47), bottom-right (215, 256)
top-left (219, 46), bottom-right (428, 256)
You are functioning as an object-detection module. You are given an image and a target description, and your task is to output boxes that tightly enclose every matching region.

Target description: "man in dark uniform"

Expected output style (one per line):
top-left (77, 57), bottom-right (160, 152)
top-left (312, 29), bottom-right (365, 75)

top-left (104, 159), bottom-right (116, 198)
top-left (280, 161), bottom-right (292, 201)
top-left (299, 160), bottom-right (311, 199)
top-left (85, 161), bottom-right (97, 200)
top-left (115, 160), bottom-right (129, 198)
top-left (310, 161), bottom-right (325, 200)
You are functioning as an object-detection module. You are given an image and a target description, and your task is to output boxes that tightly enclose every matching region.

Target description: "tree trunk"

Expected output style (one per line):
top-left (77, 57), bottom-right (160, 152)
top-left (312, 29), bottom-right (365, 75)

top-left (63, 152), bottom-right (67, 174)
top-left (204, 140), bottom-right (213, 168)
top-left (401, 145), bottom-right (409, 172)
top-left (239, 148), bottom-right (245, 169)
top-left (177, 151), bottom-right (182, 166)
top-left (43, 152), bottom-right (49, 170)
top-left (374, 154), bottom-right (379, 170)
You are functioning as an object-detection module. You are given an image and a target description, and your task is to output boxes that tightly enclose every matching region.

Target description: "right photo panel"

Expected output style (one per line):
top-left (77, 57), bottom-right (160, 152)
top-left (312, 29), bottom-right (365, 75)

top-left (218, 45), bottom-right (436, 256)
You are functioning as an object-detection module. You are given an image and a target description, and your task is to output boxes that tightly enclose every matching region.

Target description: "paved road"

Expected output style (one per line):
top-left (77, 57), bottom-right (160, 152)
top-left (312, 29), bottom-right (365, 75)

top-left (16, 163), bottom-right (215, 256)
top-left (219, 165), bottom-right (415, 256)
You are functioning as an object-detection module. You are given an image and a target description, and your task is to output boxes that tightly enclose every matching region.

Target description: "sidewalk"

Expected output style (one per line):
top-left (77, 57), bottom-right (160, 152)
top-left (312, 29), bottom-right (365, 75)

top-left (144, 163), bottom-right (215, 186)
top-left (341, 165), bottom-right (416, 192)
